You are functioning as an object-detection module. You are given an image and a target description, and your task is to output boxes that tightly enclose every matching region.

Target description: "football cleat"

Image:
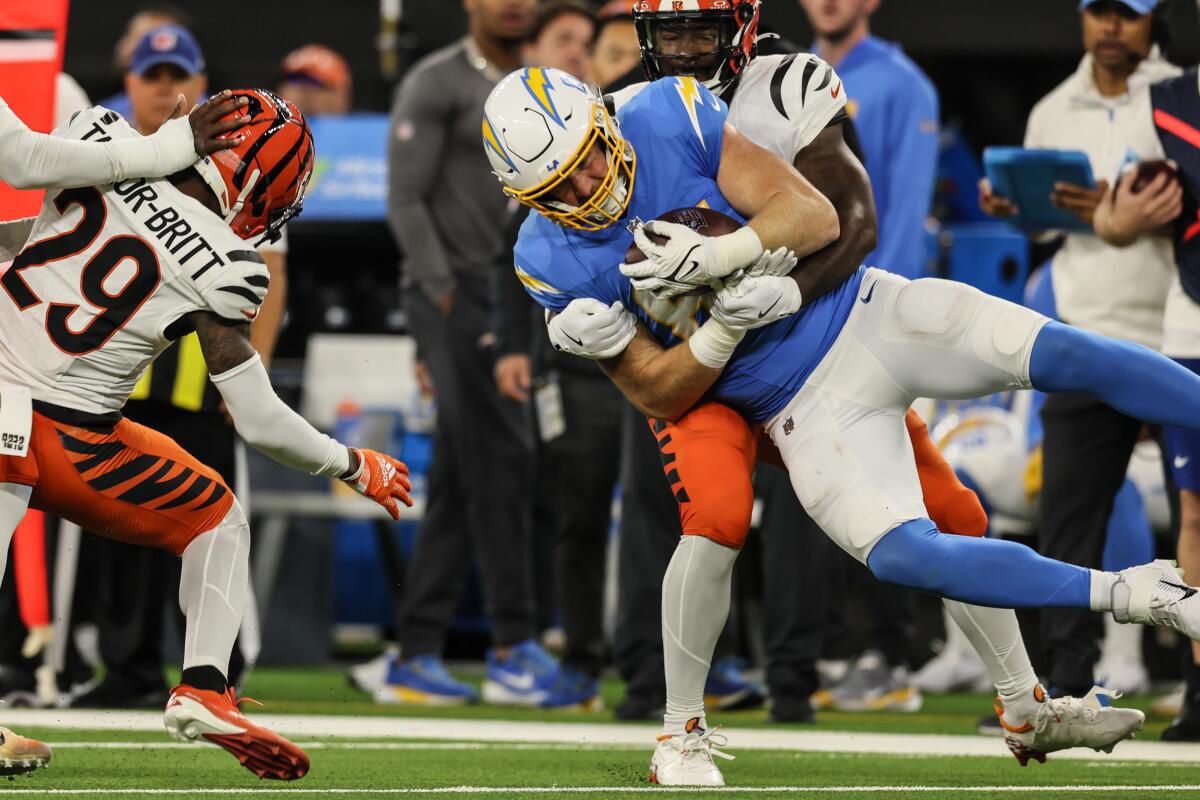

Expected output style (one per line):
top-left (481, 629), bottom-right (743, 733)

top-left (348, 645), bottom-right (397, 696)
top-left (649, 724), bottom-right (734, 786)
top-left (375, 655), bottom-right (479, 706)
top-left (1151, 682), bottom-right (1185, 718)
top-left (704, 657), bottom-right (766, 711)
top-left (0, 727), bottom-right (50, 777)
top-left (482, 640), bottom-right (560, 706)
top-left (824, 650), bottom-right (923, 712)
top-left (539, 667), bottom-right (603, 711)
top-left (1112, 560), bottom-right (1200, 639)
top-left (998, 686), bottom-right (1144, 766)
top-left (164, 685), bottom-right (309, 781)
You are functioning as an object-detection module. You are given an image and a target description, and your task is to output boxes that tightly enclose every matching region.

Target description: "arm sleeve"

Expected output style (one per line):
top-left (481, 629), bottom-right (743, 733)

top-left (0, 100), bottom-right (197, 190)
top-left (386, 68), bottom-right (456, 305)
top-left (872, 76), bottom-right (939, 279)
top-left (210, 354), bottom-right (351, 479)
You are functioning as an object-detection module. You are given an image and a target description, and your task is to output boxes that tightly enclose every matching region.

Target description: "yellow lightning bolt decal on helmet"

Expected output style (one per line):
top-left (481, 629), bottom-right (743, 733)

top-left (482, 113), bottom-right (518, 176)
top-left (521, 67), bottom-right (566, 130)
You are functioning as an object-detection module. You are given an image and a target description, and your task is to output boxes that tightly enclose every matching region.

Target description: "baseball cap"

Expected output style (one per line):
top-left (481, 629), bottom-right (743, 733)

top-left (129, 24), bottom-right (205, 77)
top-left (280, 44), bottom-right (351, 92)
top-left (1078, 0), bottom-right (1159, 15)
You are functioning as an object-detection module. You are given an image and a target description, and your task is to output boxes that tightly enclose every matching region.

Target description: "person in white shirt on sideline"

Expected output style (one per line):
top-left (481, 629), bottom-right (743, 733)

top-left (979, 0), bottom-right (1179, 703)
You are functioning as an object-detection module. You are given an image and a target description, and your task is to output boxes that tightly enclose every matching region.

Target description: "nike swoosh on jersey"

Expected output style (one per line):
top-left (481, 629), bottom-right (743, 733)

top-left (832, 81), bottom-right (842, 99)
top-left (1176, 455), bottom-right (1192, 469)
top-left (860, 282), bottom-right (877, 304)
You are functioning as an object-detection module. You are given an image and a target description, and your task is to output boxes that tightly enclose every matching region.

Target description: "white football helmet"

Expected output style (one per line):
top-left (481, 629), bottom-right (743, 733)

top-left (483, 66), bottom-right (636, 231)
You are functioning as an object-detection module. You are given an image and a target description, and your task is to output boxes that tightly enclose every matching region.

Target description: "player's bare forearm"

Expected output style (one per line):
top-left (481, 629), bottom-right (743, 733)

top-left (598, 324), bottom-right (719, 421)
top-left (249, 251), bottom-right (287, 367)
top-left (788, 122), bottom-right (877, 304)
top-left (717, 123), bottom-right (839, 259)
top-left (191, 311), bottom-right (257, 374)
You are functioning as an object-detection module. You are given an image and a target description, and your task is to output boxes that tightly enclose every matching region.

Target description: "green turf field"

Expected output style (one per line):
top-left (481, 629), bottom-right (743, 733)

top-left (5, 667), bottom-right (1199, 800)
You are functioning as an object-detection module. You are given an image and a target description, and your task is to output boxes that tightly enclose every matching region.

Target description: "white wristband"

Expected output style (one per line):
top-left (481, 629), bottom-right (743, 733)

top-left (688, 317), bottom-right (746, 369)
top-left (712, 226), bottom-right (764, 276)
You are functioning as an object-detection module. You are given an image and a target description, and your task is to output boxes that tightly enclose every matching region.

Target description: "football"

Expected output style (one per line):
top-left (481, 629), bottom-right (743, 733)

top-left (623, 206), bottom-right (743, 264)
top-left (1127, 159), bottom-right (1179, 193)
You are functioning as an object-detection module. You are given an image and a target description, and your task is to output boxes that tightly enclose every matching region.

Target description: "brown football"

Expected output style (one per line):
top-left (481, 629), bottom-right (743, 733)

top-left (1129, 159), bottom-right (1179, 193)
top-left (624, 206), bottom-right (743, 264)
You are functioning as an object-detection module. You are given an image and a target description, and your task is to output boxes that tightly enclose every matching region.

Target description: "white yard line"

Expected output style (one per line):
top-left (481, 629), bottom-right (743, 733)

top-left (3, 709), bottom-right (1198, 763)
top-left (1, 786), bottom-right (1200, 795)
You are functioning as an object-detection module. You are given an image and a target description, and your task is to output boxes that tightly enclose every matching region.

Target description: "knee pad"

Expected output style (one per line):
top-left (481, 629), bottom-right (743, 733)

top-left (887, 279), bottom-right (976, 345)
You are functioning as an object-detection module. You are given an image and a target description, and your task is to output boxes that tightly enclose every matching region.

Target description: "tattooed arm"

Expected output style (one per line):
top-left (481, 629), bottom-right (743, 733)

top-left (191, 311), bottom-right (357, 478)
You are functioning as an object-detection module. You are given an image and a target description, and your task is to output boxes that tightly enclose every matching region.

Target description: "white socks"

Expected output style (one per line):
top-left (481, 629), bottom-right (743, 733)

top-left (0, 483), bottom-right (33, 582)
top-left (179, 501), bottom-right (251, 675)
top-left (942, 600), bottom-right (1040, 722)
top-left (661, 535), bottom-right (738, 736)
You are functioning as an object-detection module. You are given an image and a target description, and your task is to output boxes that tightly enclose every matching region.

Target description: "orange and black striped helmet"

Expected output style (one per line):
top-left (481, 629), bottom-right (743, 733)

top-left (194, 88), bottom-right (315, 242)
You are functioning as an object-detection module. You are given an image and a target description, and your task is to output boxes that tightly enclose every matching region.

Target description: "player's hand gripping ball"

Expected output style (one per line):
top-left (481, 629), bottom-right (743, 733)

top-left (620, 207), bottom-right (745, 299)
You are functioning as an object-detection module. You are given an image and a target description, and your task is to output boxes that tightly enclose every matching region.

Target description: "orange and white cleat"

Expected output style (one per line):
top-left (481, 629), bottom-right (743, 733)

top-left (0, 727), bottom-right (50, 778)
top-left (997, 686), bottom-right (1144, 766)
top-left (164, 685), bottom-right (309, 780)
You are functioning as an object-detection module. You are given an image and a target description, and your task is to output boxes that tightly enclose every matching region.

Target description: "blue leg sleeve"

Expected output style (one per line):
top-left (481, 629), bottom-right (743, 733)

top-left (1030, 321), bottom-right (1200, 430)
top-left (866, 518), bottom-right (1092, 608)
top-left (1102, 479), bottom-right (1155, 572)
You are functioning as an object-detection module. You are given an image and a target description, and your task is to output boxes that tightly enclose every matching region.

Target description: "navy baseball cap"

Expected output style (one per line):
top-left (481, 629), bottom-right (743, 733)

top-left (1078, 0), bottom-right (1158, 14)
top-left (129, 24), bottom-right (205, 76)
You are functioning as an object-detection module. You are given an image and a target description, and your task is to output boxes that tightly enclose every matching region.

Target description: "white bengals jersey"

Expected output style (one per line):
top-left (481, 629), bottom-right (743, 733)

top-left (0, 107), bottom-right (268, 416)
top-left (610, 53), bottom-right (848, 163)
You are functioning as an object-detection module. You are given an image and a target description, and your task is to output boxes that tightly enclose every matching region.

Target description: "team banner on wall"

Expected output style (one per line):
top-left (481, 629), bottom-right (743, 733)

top-left (302, 114), bottom-right (388, 222)
top-left (0, 0), bottom-right (69, 221)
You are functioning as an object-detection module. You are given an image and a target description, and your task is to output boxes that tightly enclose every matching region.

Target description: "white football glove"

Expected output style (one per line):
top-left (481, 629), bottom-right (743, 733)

top-left (709, 274), bottom-right (802, 331)
top-left (744, 247), bottom-right (799, 279)
top-left (546, 298), bottom-right (637, 360)
top-left (619, 220), bottom-right (762, 299)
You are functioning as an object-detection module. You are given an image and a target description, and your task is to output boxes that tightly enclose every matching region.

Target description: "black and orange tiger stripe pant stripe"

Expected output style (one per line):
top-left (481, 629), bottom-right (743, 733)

top-left (647, 402), bottom-right (988, 550)
top-left (0, 410), bottom-right (233, 556)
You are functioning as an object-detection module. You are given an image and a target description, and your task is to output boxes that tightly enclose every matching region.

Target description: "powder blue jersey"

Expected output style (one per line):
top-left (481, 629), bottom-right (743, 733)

top-left (512, 76), bottom-right (862, 422)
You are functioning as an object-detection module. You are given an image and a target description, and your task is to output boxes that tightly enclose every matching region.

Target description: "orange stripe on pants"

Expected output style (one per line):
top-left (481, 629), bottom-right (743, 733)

top-left (650, 403), bottom-right (988, 548)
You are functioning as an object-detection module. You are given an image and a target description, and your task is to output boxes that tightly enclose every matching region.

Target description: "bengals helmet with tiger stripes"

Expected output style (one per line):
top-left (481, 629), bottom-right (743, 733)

top-left (194, 88), bottom-right (315, 243)
top-left (632, 0), bottom-right (763, 99)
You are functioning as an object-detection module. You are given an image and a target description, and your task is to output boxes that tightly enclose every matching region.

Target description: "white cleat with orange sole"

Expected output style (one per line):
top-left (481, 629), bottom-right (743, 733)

top-left (648, 727), bottom-right (734, 786)
top-left (998, 686), bottom-right (1145, 766)
top-left (164, 685), bottom-right (309, 781)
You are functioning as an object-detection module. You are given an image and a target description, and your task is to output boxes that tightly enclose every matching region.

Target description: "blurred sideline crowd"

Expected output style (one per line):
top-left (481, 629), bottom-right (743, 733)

top-left (5, 0), bottom-right (1200, 742)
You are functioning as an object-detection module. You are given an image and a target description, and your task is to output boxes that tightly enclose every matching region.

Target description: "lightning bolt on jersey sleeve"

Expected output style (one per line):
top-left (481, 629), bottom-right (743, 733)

top-left (0, 100), bottom-right (197, 191)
